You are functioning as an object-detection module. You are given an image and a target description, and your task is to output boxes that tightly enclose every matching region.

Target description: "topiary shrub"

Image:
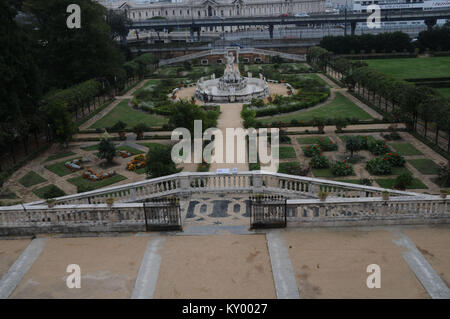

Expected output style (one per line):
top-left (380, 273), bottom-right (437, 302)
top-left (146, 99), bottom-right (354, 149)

top-left (366, 157), bottom-right (392, 175)
top-left (318, 137), bottom-right (338, 151)
top-left (382, 152), bottom-right (405, 167)
top-left (368, 139), bottom-right (391, 156)
top-left (303, 144), bottom-right (322, 157)
top-left (394, 173), bottom-right (413, 190)
top-left (332, 160), bottom-right (354, 176)
top-left (310, 155), bottom-right (330, 169)
top-left (42, 185), bottom-right (65, 199)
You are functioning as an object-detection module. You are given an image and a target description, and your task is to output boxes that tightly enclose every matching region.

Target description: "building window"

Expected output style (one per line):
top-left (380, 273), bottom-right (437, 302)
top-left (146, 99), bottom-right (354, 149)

top-left (198, 10), bottom-right (201, 17)
top-left (201, 59), bottom-right (209, 65)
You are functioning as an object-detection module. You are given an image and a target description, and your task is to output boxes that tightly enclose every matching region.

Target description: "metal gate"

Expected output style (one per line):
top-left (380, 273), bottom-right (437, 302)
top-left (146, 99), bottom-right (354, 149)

top-left (143, 197), bottom-right (182, 231)
top-left (249, 195), bottom-right (287, 229)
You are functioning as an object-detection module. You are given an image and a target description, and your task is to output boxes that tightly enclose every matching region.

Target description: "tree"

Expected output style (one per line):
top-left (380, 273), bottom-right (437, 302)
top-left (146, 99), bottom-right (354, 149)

top-left (133, 123), bottom-right (150, 140)
top-left (346, 137), bottom-right (361, 158)
top-left (98, 138), bottom-right (116, 163)
top-left (23, 0), bottom-right (125, 89)
top-left (168, 101), bottom-right (218, 135)
top-left (42, 99), bottom-right (76, 147)
top-left (106, 9), bottom-right (132, 41)
top-left (146, 144), bottom-right (181, 178)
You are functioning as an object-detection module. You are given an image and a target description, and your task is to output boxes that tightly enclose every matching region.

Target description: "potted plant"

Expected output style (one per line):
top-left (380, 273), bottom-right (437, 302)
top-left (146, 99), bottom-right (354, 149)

top-left (46, 198), bottom-right (56, 208)
top-left (318, 191), bottom-right (329, 201)
top-left (382, 190), bottom-right (390, 201)
top-left (440, 189), bottom-right (448, 199)
top-left (105, 197), bottom-right (115, 207)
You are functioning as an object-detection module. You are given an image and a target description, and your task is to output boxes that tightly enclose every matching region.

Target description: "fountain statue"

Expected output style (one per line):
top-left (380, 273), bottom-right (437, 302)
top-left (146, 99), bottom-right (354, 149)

top-left (195, 50), bottom-right (269, 103)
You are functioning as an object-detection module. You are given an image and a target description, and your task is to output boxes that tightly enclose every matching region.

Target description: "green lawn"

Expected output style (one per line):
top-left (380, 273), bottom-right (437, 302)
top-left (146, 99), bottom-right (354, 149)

top-left (45, 158), bottom-right (86, 177)
top-left (259, 92), bottom-right (373, 123)
top-left (67, 174), bottom-right (127, 190)
top-left (390, 143), bottom-right (423, 156)
top-left (0, 188), bottom-right (18, 199)
top-left (375, 178), bottom-right (427, 189)
top-left (116, 146), bottom-right (145, 155)
top-left (278, 161), bottom-right (301, 174)
top-left (297, 136), bottom-right (332, 145)
top-left (137, 142), bottom-right (166, 151)
top-left (80, 144), bottom-right (102, 151)
top-left (365, 57), bottom-right (450, 79)
top-left (408, 159), bottom-right (440, 175)
top-left (44, 151), bottom-right (76, 162)
top-left (33, 184), bottom-right (66, 199)
top-left (312, 168), bottom-right (334, 178)
top-left (18, 171), bottom-right (47, 187)
top-left (278, 146), bottom-right (297, 159)
top-left (391, 167), bottom-right (412, 175)
top-left (436, 88), bottom-right (450, 99)
top-left (133, 79), bottom-right (162, 97)
top-left (90, 100), bottom-right (168, 129)
top-left (336, 179), bottom-right (368, 185)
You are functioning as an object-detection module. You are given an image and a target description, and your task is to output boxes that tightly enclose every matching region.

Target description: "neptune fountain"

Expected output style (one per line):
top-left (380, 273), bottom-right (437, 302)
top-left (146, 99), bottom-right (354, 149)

top-left (195, 51), bottom-right (269, 103)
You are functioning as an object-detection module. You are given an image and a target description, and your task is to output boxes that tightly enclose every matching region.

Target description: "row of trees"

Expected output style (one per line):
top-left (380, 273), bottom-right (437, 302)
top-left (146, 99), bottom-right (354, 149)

top-left (319, 32), bottom-right (413, 55)
top-left (319, 25), bottom-right (450, 55)
top-left (307, 46), bottom-right (450, 152)
top-left (0, 0), bottom-right (157, 178)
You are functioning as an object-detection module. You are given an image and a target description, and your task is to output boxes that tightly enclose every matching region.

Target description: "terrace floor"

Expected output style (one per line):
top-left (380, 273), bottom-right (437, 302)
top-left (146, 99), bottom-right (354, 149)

top-left (1, 224), bottom-right (449, 299)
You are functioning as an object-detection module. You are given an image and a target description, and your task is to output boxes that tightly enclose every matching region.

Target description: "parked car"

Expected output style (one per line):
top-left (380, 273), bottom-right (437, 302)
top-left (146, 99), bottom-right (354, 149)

top-left (277, 13), bottom-right (290, 17)
top-left (294, 12), bottom-right (309, 17)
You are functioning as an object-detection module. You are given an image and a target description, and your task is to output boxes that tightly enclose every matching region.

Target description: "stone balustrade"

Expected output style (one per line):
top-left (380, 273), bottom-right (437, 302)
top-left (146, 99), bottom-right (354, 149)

top-left (0, 203), bottom-right (151, 236)
top-left (14, 171), bottom-right (428, 210)
top-left (286, 196), bottom-right (450, 227)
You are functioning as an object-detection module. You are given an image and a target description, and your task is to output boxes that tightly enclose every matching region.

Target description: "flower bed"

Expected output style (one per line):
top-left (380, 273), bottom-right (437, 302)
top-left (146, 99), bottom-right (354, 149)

top-left (64, 157), bottom-right (89, 172)
top-left (82, 169), bottom-right (117, 181)
top-left (118, 149), bottom-right (134, 158)
top-left (331, 160), bottom-right (354, 176)
top-left (303, 144), bottom-right (322, 157)
top-left (127, 154), bottom-right (147, 171)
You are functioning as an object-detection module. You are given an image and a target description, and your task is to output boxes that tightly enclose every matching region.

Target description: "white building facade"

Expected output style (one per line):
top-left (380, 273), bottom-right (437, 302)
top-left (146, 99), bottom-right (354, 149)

top-left (97, 0), bottom-right (327, 20)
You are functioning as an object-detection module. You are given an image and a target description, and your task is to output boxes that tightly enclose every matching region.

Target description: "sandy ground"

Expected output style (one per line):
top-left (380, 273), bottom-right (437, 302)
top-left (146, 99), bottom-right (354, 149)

top-left (10, 236), bottom-right (149, 299)
top-left (153, 234), bottom-right (276, 299)
top-left (284, 229), bottom-right (429, 299)
top-left (0, 239), bottom-right (31, 279)
top-left (404, 227), bottom-right (450, 287)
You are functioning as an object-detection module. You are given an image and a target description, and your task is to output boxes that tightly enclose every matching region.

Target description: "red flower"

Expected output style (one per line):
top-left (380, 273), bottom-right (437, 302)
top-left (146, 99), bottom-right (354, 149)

top-left (345, 165), bottom-right (349, 168)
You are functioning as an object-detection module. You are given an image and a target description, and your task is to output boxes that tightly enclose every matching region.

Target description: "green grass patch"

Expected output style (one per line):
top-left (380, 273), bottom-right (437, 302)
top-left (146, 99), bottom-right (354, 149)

top-left (375, 178), bottom-right (428, 189)
top-left (133, 79), bottom-right (162, 97)
top-left (259, 92), bottom-right (373, 123)
top-left (67, 174), bottom-right (127, 190)
top-left (336, 179), bottom-right (366, 185)
top-left (90, 99), bottom-right (168, 129)
top-left (312, 168), bottom-right (334, 178)
top-left (390, 143), bottom-right (423, 156)
top-left (18, 171), bottom-right (47, 187)
top-left (278, 146), bottom-right (297, 159)
top-left (0, 188), bottom-right (18, 199)
top-left (436, 88), bottom-right (450, 98)
top-left (297, 136), bottom-right (332, 145)
top-left (80, 144), bottom-right (101, 151)
top-left (407, 159), bottom-right (440, 175)
top-left (365, 57), bottom-right (450, 79)
top-left (33, 184), bottom-right (66, 199)
top-left (137, 142), bottom-right (166, 151)
top-left (391, 167), bottom-right (412, 175)
top-left (44, 151), bottom-right (76, 162)
top-left (278, 162), bottom-right (301, 174)
top-left (135, 167), bottom-right (147, 175)
top-left (45, 158), bottom-right (85, 177)
top-left (116, 145), bottom-right (144, 155)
